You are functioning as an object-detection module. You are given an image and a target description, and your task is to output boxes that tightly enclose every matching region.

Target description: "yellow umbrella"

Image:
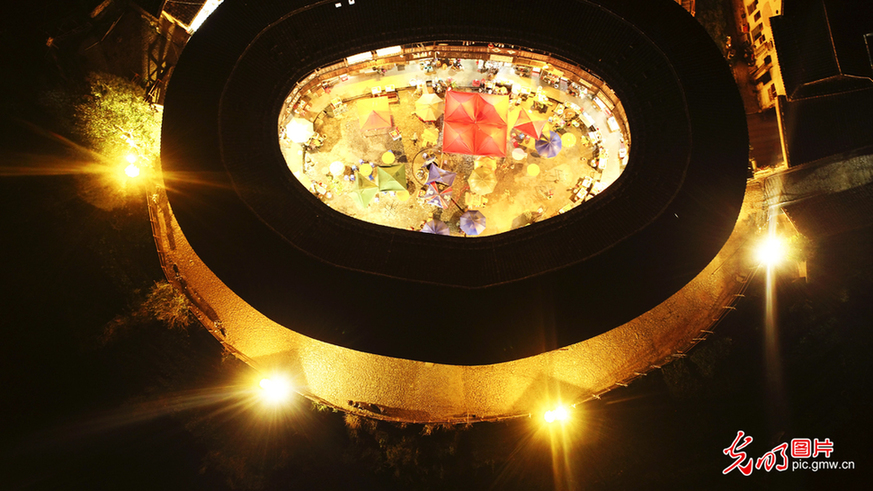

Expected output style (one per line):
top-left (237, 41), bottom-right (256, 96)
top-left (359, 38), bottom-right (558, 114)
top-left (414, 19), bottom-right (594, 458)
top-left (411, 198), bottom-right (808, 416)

top-left (422, 127), bottom-right (440, 146)
top-left (396, 189), bottom-right (410, 201)
top-left (561, 132), bottom-right (577, 148)
top-left (415, 93), bottom-right (445, 121)
top-left (468, 166), bottom-right (498, 195)
top-left (382, 151), bottom-right (396, 164)
top-left (474, 157), bottom-right (497, 171)
top-left (360, 163), bottom-right (373, 177)
top-left (527, 164), bottom-right (540, 176)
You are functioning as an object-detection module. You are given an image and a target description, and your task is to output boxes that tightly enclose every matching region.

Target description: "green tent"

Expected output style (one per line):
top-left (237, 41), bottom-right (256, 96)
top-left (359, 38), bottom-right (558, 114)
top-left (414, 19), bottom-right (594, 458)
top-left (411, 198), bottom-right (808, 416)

top-left (376, 164), bottom-right (407, 193)
top-left (351, 172), bottom-right (378, 208)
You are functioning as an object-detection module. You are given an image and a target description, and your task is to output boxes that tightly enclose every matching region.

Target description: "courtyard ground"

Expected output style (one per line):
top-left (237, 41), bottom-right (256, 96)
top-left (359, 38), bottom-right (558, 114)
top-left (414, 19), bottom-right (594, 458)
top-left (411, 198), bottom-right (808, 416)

top-left (279, 59), bottom-right (627, 236)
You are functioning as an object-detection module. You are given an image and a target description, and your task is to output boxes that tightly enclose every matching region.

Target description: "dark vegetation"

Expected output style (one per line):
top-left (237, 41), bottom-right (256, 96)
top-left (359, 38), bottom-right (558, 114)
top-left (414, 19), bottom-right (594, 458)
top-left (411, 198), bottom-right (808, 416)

top-left (696, 0), bottom-right (735, 52)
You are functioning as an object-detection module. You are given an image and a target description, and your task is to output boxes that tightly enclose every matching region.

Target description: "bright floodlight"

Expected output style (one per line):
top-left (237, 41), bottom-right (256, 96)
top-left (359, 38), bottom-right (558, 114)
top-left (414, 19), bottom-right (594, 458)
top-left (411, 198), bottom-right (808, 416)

top-left (544, 405), bottom-right (570, 423)
top-left (124, 163), bottom-right (141, 178)
top-left (756, 236), bottom-right (785, 266)
top-left (259, 376), bottom-right (291, 404)
top-left (125, 153), bottom-right (137, 164)
top-left (286, 118), bottom-right (315, 144)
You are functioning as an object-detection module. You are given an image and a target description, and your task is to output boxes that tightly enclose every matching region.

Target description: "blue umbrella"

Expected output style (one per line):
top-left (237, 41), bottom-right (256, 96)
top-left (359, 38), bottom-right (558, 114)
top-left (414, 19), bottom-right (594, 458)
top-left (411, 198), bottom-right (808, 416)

top-left (460, 210), bottom-right (487, 236)
top-left (421, 219), bottom-right (450, 235)
top-left (421, 182), bottom-right (453, 208)
top-left (425, 163), bottom-right (456, 186)
top-left (535, 130), bottom-right (562, 158)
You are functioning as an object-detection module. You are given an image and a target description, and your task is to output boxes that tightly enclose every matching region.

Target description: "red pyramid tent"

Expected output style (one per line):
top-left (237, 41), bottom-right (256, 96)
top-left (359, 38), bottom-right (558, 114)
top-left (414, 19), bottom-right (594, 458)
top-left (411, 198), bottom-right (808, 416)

top-left (508, 107), bottom-right (547, 139)
top-left (443, 121), bottom-right (477, 154)
top-left (517, 118), bottom-right (548, 140)
top-left (476, 93), bottom-right (509, 126)
top-left (357, 97), bottom-right (392, 130)
top-left (473, 124), bottom-right (507, 157)
top-left (507, 106), bottom-right (527, 128)
top-left (443, 91), bottom-right (510, 156)
top-left (444, 91), bottom-right (478, 123)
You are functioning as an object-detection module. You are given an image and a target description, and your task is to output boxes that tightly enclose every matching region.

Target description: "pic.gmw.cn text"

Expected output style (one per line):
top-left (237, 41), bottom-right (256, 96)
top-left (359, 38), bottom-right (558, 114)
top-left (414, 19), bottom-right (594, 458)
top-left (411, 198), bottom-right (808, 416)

top-left (722, 430), bottom-right (855, 475)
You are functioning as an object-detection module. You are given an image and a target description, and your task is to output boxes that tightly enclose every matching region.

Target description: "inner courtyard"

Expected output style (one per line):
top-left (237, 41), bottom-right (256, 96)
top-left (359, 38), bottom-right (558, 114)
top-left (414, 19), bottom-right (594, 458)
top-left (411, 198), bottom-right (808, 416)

top-left (279, 47), bottom-right (630, 236)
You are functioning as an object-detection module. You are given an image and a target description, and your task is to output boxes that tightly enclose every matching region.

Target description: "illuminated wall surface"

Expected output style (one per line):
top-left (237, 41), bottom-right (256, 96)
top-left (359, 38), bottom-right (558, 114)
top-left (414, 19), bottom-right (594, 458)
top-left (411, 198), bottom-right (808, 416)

top-left (161, 0), bottom-right (748, 365)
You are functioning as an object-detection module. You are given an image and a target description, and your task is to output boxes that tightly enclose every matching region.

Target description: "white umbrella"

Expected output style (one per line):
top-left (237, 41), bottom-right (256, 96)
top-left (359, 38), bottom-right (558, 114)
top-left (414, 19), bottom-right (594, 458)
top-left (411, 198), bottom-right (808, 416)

top-left (329, 161), bottom-right (345, 176)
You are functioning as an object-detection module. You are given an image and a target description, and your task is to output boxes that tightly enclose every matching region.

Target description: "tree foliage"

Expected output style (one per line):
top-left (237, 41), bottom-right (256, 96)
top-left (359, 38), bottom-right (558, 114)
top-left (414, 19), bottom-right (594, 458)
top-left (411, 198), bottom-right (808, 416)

top-left (72, 72), bottom-right (162, 164)
top-left (141, 280), bottom-right (194, 330)
top-left (101, 280), bottom-right (193, 346)
top-left (39, 72), bottom-right (162, 164)
top-left (37, 72), bottom-right (163, 210)
top-left (785, 232), bottom-right (814, 262)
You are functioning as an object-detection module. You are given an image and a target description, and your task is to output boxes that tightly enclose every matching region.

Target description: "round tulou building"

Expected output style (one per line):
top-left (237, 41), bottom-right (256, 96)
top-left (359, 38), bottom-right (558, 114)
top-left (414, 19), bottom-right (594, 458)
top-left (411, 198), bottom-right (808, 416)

top-left (159, 0), bottom-right (748, 422)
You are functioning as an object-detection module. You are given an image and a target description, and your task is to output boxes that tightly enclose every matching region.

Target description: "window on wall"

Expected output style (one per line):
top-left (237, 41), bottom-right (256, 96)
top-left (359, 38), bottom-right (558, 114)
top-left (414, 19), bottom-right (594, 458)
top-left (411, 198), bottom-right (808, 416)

top-left (752, 23), bottom-right (764, 40)
top-left (754, 11), bottom-right (762, 21)
top-left (764, 55), bottom-right (772, 65)
top-left (756, 69), bottom-right (772, 86)
top-left (768, 83), bottom-right (777, 101)
top-left (747, 1), bottom-right (758, 15)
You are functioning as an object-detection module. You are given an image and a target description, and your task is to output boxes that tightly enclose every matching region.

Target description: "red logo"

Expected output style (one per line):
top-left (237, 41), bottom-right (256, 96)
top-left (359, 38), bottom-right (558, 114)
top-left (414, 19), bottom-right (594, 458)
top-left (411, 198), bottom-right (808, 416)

top-left (791, 438), bottom-right (812, 458)
top-left (725, 431), bottom-right (837, 476)
top-left (723, 431), bottom-right (755, 476)
top-left (814, 438), bottom-right (834, 458)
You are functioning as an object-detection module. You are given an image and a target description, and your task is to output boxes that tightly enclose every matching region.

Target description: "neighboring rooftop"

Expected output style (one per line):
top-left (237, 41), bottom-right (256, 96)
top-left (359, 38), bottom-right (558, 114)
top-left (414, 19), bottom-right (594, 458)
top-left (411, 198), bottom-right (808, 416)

top-left (157, 0), bottom-right (206, 25)
top-left (764, 151), bottom-right (873, 206)
top-left (131, 0), bottom-right (165, 17)
top-left (771, 0), bottom-right (873, 100)
top-left (769, 0), bottom-right (873, 236)
top-left (779, 87), bottom-right (873, 166)
top-left (783, 180), bottom-right (873, 237)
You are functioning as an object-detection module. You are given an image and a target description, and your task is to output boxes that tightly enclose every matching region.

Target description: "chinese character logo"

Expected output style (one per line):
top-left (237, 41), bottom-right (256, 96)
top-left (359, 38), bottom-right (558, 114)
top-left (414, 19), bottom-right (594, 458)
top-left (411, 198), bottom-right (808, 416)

top-left (723, 431), bottom-right (755, 476)
top-left (724, 432), bottom-right (841, 476)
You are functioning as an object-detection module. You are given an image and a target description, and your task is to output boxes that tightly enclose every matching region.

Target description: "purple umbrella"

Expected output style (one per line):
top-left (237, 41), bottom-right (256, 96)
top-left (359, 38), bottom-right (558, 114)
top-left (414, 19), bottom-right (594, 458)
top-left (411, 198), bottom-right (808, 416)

top-left (425, 163), bottom-right (456, 187)
top-left (535, 130), bottom-right (562, 158)
top-left (422, 182), bottom-right (453, 208)
top-left (421, 219), bottom-right (450, 235)
top-left (460, 210), bottom-right (487, 235)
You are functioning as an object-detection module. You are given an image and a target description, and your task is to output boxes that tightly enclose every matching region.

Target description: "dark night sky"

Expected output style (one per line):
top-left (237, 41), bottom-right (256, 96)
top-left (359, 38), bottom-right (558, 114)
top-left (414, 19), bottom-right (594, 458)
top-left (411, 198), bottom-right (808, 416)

top-left (2, 2), bottom-right (871, 489)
